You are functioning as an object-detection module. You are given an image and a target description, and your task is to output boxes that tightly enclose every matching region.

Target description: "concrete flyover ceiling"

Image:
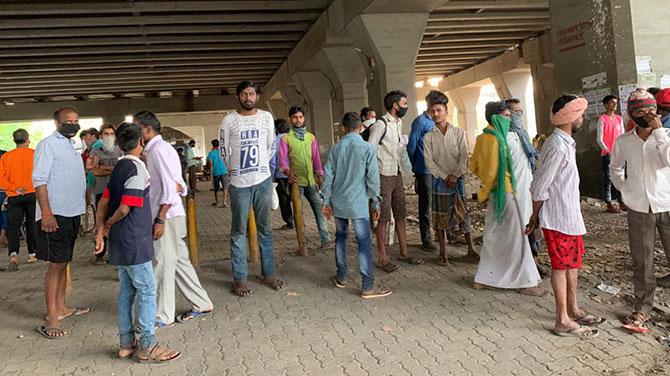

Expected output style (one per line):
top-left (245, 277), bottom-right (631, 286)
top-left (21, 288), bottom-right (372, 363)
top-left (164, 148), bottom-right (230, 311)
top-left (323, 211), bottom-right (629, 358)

top-left (416, 0), bottom-right (550, 79)
top-left (0, 0), bottom-right (333, 103)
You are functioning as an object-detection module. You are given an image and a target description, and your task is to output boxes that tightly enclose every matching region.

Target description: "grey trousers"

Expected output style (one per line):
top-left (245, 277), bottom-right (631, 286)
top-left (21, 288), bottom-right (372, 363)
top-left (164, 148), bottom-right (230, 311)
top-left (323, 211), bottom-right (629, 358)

top-left (627, 209), bottom-right (670, 312)
top-left (154, 216), bottom-right (212, 324)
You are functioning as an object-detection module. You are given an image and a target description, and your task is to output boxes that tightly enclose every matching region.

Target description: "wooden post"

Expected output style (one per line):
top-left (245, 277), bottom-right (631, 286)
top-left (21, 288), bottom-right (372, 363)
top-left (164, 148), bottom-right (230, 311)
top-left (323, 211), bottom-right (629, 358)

top-left (247, 208), bottom-right (260, 264)
top-left (186, 193), bottom-right (199, 267)
top-left (290, 183), bottom-right (307, 256)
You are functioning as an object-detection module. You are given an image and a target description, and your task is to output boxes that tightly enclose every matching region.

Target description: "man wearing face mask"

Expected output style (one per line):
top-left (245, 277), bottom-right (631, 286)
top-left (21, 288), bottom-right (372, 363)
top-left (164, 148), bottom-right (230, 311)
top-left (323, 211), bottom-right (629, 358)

top-left (368, 90), bottom-right (424, 273)
top-left (359, 107), bottom-right (377, 142)
top-left (33, 106), bottom-right (88, 339)
top-left (88, 123), bottom-right (123, 264)
top-left (610, 89), bottom-right (670, 331)
top-left (279, 106), bottom-right (333, 250)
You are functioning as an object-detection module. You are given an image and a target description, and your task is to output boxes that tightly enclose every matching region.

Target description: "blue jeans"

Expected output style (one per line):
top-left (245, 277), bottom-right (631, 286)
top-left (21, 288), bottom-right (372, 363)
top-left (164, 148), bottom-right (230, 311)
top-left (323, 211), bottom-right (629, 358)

top-left (230, 177), bottom-right (275, 282)
top-left (117, 261), bottom-right (156, 350)
top-left (300, 185), bottom-right (330, 244)
top-left (335, 217), bottom-right (374, 290)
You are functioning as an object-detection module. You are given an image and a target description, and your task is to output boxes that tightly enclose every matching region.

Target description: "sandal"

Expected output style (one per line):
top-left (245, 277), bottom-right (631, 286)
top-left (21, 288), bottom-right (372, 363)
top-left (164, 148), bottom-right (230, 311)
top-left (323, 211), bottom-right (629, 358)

top-left (552, 325), bottom-right (599, 338)
top-left (379, 262), bottom-right (400, 273)
top-left (332, 276), bottom-right (347, 289)
top-left (176, 309), bottom-right (212, 323)
top-left (45, 307), bottom-right (91, 322)
top-left (136, 344), bottom-right (182, 363)
top-left (262, 276), bottom-right (286, 290)
top-left (36, 325), bottom-right (68, 339)
top-left (119, 341), bottom-right (136, 359)
top-left (574, 314), bottom-right (607, 326)
top-left (232, 281), bottom-right (253, 297)
top-left (623, 311), bottom-right (650, 328)
top-left (397, 256), bottom-right (424, 265)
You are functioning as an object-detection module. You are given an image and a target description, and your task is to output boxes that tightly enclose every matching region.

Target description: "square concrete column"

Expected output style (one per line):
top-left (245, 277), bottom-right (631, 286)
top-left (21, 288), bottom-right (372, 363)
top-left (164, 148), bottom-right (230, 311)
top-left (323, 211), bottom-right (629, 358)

top-left (292, 71), bottom-right (335, 149)
top-left (491, 71), bottom-right (534, 134)
top-left (348, 13), bottom-right (428, 131)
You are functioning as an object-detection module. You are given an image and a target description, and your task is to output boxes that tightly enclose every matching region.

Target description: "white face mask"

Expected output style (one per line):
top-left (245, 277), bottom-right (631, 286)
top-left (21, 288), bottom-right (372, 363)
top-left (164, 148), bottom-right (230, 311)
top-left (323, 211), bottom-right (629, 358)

top-left (102, 135), bottom-right (116, 151)
top-left (363, 118), bottom-right (376, 128)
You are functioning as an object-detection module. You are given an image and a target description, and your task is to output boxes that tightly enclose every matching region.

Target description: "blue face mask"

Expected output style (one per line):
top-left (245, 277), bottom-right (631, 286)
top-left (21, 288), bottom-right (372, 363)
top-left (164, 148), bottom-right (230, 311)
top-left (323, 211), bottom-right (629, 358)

top-left (292, 125), bottom-right (306, 140)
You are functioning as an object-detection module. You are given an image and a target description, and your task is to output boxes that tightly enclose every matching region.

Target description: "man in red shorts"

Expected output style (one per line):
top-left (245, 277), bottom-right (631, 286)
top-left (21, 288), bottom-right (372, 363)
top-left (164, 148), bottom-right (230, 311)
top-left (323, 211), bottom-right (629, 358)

top-left (527, 94), bottom-right (605, 338)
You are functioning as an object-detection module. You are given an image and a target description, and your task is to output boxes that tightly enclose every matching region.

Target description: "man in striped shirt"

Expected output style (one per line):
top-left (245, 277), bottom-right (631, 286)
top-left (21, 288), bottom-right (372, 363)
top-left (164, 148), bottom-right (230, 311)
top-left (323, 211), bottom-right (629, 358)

top-left (527, 95), bottom-right (604, 338)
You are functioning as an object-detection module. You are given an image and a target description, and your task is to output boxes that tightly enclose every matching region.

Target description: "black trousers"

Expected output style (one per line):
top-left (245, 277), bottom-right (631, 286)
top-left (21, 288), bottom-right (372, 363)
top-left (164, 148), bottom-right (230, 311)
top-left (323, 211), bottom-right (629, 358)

top-left (415, 174), bottom-right (433, 245)
top-left (275, 178), bottom-right (294, 226)
top-left (188, 165), bottom-right (198, 191)
top-left (7, 193), bottom-right (36, 256)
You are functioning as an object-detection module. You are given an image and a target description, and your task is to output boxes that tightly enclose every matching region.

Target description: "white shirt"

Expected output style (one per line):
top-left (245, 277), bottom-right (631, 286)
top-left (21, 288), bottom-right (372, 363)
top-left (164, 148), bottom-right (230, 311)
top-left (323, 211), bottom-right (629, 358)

top-left (368, 113), bottom-right (403, 176)
top-left (219, 110), bottom-right (275, 188)
top-left (144, 135), bottom-right (188, 219)
top-left (530, 128), bottom-right (586, 235)
top-left (610, 128), bottom-right (670, 213)
top-left (423, 123), bottom-right (468, 180)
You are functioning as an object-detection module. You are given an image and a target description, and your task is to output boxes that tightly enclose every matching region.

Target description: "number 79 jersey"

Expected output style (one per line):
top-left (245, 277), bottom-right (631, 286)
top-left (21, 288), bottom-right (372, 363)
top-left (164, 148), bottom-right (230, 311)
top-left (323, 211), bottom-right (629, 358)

top-left (219, 109), bottom-right (276, 188)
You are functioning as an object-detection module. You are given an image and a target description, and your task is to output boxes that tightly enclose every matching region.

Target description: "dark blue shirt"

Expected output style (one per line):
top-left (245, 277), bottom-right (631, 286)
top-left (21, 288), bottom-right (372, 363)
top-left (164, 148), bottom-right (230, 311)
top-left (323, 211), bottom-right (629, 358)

top-left (407, 112), bottom-right (435, 175)
top-left (103, 157), bottom-right (153, 266)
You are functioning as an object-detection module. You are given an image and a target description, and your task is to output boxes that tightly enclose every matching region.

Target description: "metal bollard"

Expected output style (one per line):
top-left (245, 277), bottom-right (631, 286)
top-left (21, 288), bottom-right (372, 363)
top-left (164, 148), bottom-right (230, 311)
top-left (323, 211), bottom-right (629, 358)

top-left (290, 183), bottom-right (307, 256)
top-left (247, 208), bottom-right (260, 264)
top-left (186, 193), bottom-right (199, 267)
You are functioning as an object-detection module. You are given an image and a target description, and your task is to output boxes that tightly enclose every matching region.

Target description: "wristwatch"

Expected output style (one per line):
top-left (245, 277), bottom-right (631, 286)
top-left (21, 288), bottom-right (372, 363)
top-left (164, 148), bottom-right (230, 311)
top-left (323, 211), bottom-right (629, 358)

top-left (154, 217), bottom-right (165, 225)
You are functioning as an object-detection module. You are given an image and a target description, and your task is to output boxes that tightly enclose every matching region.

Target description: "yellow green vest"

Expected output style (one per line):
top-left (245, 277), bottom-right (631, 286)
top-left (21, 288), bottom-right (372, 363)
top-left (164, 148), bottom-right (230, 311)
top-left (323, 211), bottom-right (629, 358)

top-left (286, 128), bottom-right (317, 187)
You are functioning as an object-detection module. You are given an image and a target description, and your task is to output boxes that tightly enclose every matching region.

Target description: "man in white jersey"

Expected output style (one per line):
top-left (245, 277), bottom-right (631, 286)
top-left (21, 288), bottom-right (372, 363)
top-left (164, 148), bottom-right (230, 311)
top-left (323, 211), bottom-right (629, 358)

top-left (220, 81), bottom-right (285, 297)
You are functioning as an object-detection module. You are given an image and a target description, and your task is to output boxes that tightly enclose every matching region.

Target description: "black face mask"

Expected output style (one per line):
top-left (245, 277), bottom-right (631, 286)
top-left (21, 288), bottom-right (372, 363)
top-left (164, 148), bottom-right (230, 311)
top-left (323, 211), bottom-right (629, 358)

top-left (396, 105), bottom-right (408, 119)
top-left (59, 122), bottom-right (80, 138)
top-left (632, 116), bottom-right (650, 128)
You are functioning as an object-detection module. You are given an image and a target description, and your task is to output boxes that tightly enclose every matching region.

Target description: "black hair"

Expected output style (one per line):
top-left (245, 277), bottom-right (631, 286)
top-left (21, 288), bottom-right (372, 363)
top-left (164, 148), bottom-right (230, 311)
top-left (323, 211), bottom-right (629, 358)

top-left (504, 98), bottom-right (521, 106)
top-left (236, 80), bottom-right (260, 96)
top-left (100, 123), bottom-right (116, 133)
top-left (360, 107), bottom-right (375, 119)
top-left (188, 139), bottom-right (196, 146)
top-left (53, 106), bottom-right (80, 122)
top-left (551, 94), bottom-right (579, 115)
top-left (647, 87), bottom-right (661, 96)
top-left (485, 101), bottom-right (509, 124)
top-left (133, 110), bottom-right (161, 132)
top-left (288, 106), bottom-right (304, 117)
top-left (79, 129), bottom-right (89, 138)
top-left (12, 128), bottom-right (28, 144)
top-left (383, 90), bottom-right (407, 111)
top-left (211, 139), bottom-right (219, 148)
top-left (115, 122), bottom-right (142, 153)
top-left (342, 112), bottom-right (361, 129)
top-left (87, 127), bottom-right (100, 139)
top-left (177, 147), bottom-right (184, 153)
top-left (274, 119), bottom-right (290, 134)
top-left (602, 95), bottom-right (618, 105)
top-left (427, 90), bottom-right (449, 108)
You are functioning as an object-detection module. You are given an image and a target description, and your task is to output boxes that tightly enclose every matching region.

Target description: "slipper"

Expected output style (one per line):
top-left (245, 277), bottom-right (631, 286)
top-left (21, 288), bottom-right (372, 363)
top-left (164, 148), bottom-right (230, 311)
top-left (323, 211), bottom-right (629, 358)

top-left (262, 276), bottom-right (286, 290)
top-left (379, 262), bottom-right (400, 273)
top-left (154, 321), bottom-right (175, 329)
top-left (36, 325), bottom-right (68, 339)
top-left (622, 323), bottom-right (650, 333)
top-left (45, 307), bottom-right (91, 322)
top-left (232, 281), bottom-right (253, 297)
top-left (176, 309), bottom-right (212, 323)
top-left (332, 276), bottom-right (347, 289)
top-left (575, 314), bottom-right (607, 326)
top-left (397, 256), bottom-right (424, 265)
top-left (551, 326), bottom-right (599, 338)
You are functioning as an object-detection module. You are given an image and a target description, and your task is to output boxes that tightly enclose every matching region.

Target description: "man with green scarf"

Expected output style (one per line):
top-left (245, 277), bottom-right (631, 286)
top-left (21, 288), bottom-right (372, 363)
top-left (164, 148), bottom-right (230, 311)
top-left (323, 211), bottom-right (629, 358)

top-left (469, 101), bottom-right (543, 296)
top-left (279, 106), bottom-right (334, 249)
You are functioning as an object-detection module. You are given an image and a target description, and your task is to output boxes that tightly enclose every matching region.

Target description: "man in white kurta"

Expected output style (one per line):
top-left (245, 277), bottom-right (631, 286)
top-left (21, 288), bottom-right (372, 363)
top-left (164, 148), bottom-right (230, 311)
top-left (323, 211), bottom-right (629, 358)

top-left (469, 102), bottom-right (543, 295)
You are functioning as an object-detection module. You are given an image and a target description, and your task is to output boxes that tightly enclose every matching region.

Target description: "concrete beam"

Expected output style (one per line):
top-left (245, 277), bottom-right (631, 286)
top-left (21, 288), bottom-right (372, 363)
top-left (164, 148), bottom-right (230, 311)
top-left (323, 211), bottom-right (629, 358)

top-left (0, 65), bottom-right (279, 78)
top-left (435, 1), bottom-right (548, 10)
top-left (426, 19), bottom-right (550, 29)
top-left (439, 48), bottom-right (527, 91)
top-left (0, 95), bottom-right (239, 122)
top-left (428, 11), bottom-right (550, 21)
top-left (0, 1), bottom-right (331, 15)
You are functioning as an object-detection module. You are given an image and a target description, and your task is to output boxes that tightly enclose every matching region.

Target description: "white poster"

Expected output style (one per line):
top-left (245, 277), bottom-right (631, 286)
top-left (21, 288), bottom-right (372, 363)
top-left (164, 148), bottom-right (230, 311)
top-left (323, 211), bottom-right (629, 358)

top-left (582, 72), bottom-right (607, 90)
top-left (636, 56), bottom-right (653, 75)
top-left (618, 84), bottom-right (639, 115)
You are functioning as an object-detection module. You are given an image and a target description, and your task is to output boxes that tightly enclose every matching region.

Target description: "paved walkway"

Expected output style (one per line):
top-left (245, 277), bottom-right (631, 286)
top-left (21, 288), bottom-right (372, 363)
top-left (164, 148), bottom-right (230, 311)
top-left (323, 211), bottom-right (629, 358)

top-left (0, 184), bottom-right (668, 376)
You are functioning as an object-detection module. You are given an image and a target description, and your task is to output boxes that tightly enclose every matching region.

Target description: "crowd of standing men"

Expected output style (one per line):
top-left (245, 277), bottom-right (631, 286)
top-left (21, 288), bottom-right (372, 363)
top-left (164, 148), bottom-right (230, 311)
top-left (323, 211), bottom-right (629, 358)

top-left (1, 78), bottom-right (670, 363)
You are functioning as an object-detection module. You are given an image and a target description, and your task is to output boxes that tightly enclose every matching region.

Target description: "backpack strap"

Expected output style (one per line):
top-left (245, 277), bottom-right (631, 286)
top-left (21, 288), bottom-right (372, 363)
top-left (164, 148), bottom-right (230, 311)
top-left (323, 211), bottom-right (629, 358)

top-left (377, 117), bottom-right (388, 145)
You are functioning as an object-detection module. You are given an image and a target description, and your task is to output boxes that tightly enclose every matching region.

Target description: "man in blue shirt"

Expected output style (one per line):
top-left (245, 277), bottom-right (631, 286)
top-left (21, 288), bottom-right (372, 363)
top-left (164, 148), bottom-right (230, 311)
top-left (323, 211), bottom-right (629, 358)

top-left (407, 91), bottom-right (439, 252)
top-left (207, 139), bottom-right (229, 208)
top-left (322, 112), bottom-right (392, 299)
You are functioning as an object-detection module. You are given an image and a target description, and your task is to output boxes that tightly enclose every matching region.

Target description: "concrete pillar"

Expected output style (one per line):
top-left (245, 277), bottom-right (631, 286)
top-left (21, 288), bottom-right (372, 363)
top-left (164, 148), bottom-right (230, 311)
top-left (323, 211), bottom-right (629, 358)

top-left (491, 71), bottom-right (535, 134)
top-left (451, 87), bottom-right (481, 148)
top-left (523, 34), bottom-right (557, 137)
top-left (267, 97), bottom-right (290, 122)
top-left (318, 46), bottom-right (369, 141)
top-left (348, 13), bottom-right (428, 132)
top-left (292, 71), bottom-right (335, 149)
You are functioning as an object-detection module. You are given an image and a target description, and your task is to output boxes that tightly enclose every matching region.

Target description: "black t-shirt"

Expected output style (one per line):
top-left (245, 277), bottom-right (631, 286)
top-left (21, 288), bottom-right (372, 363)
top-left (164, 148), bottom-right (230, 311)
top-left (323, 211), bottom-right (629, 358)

top-left (102, 157), bottom-right (153, 266)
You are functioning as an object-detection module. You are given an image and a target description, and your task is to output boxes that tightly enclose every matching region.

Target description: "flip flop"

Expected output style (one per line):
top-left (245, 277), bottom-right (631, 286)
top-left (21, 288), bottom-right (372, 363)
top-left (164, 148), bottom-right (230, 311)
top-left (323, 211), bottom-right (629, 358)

top-left (397, 256), bottom-right (424, 265)
top-left (575, 314), bottom-right (607, 326)
top-left (36, 325), bottom-right (69, 339)
top-left (379, 262), bottom-right (400, 273)
top-left (262, 276), bottom-right (286, 290)
top-left (622, 323), bottom-right (650, 333)
top-left (551, 326), bottom-right (599, 338)
top-left (232, 281), bottom-right (253, 297)
top-left (176, 309), bottom-right (212, 323)
top-left (45, 307), bottom-right (91, 321)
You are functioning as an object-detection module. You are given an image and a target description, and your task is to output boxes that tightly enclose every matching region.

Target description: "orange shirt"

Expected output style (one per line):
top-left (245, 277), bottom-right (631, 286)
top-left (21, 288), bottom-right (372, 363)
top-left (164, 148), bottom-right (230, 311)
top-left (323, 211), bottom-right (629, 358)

top-left (0, 147), bottom-right (35, 197)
